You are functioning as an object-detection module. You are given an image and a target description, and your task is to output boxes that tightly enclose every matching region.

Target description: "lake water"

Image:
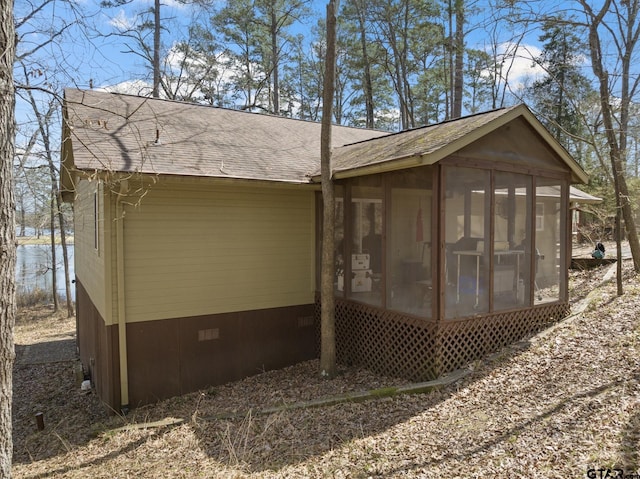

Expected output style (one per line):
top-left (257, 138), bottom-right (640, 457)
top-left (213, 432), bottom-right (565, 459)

top-left (16, 244), bottom-right (75, 300)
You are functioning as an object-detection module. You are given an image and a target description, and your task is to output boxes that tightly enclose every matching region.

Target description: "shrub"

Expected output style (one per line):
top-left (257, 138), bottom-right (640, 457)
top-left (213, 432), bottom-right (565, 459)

top-left (16, 288), bottom-right (55, 308)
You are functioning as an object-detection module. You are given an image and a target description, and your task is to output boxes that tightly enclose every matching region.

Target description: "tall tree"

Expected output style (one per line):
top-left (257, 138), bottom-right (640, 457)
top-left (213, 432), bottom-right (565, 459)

top-left (306, 16), bottom-right (356, 125)
top-left (100, 0), bottom-right (163, 96)
top-left (286, 34), bottom-right (324, 121)
top-left (528, 17), bottom-right (594, 162)
top-left (13, 129), bottom-right (40, 237)
top-left (20, 81), bottom-right (74, 316)
top-left (341, 0), bottom-right (375, 128)
top-left (339, 0), bottom-right (395, 129)
top-left (14, 0), bottom-right (87, 315)
top-left (0, 0), bottom-right (16, 476)
top-left (450, 0), bottom-right (465, 118)
top-left (153, 0), bottom-right (160, 97)
top-left (476, 0), bottom-right (532, 110)
top-left (212, 0), bottom-right (271, 110)
top-left (369, 0), bottom-right (417, 129)
top-left (320, 0), bottom-right (337, 378)
top-left (101, 0), bottom-right (213, 98)
top-left (212, 0), bottom-right (310, 113)
top-left (577, 0), bottom-right (640, 274)
top-left (464, 48), bottom-right (495, 113)
top-left (162, 23), bottom-right (229, 103)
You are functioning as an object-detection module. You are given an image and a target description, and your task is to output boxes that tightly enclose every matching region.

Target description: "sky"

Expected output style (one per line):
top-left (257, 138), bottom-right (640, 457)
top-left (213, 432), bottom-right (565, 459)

top-left (13, 0), bottom-right (549, 152)
top-left (21, 0), bottom-right (548, 92)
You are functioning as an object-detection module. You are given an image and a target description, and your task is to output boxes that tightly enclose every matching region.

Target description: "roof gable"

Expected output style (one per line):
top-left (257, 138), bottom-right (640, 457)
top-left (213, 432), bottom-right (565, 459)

top-left (456, 116), bottom-right (569, 173)
top-left (324, 105), bottom-right (588, 184)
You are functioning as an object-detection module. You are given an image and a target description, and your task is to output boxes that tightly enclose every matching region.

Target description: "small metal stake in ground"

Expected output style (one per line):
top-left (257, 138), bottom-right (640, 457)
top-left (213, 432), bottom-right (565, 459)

top-left (35, 412), bottom-right (44, 431)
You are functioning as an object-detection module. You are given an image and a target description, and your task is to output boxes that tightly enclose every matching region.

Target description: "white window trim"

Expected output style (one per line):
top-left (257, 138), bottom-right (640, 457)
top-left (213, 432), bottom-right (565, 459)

top-left (536, 202), bottom-right (544, 231)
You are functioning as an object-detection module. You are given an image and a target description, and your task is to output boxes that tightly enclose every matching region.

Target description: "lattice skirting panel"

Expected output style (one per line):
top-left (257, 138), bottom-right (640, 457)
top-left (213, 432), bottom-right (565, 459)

top-left (436, 302), bottom-right (570, 374)
top-left (316, 299), bottom-right (570, 382)
top-left (334, 301), bottom-right (440, 380)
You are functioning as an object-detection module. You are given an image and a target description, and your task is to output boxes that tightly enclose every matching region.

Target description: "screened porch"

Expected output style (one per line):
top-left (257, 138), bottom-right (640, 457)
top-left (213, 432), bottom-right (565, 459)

top-left (327, 163), bottom-right (567, 321)
top-left (316, 161), bottom-right (571, 380)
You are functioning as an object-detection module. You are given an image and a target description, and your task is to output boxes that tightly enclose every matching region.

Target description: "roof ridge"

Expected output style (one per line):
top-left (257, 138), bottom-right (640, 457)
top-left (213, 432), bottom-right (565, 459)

top-left (337, 104), bottom-right (523, 149)
top-left (65, 87), bottom-right (387, 133)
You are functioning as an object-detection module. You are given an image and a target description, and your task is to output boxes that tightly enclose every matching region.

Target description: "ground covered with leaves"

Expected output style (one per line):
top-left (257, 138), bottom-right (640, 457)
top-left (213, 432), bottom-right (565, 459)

top-left (12, 258), bottom-right (640, 478)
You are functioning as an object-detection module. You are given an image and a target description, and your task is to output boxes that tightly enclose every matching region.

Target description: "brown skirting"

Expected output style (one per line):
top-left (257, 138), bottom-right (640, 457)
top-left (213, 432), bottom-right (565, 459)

top-left (75, 281), bottom-right (120, 410)
top-left (75, 278), bottom-right (318, 410)
top-left (126, 304), bottom-right (318, 407)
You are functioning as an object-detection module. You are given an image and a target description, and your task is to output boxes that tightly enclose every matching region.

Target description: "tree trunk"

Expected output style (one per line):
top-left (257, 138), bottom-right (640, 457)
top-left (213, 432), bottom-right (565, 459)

top-left (355, 1), bottom-right (374, 129)
top-left (612, 149), bottom-right (640, 272)
top-left (616, 198), bottom-right (623, 296)
top-left (49, 189), bottom-right (59, 311)
top-left (0, 0), bottom-right (16, 474)
top-left (271, 9), bottom-right (280, 114)
top-left (19, 196), bottom-right (25, 237)
top-left (320, 0), bottom-right (337, 378)
top-left (24, 87), bottom-right (74, 315)
top-left (58, 202), bottom-right (74, 317)
top-left (452, 0), bottom-right (464, 119)
top-left (584, 2), bottom-right (640, 273)
top-left (400, 3), bottom-right (414, 128)
top-left (153, 0), bottom-right (161, 98)
top-left (50, 166), bottom-right (74, 316)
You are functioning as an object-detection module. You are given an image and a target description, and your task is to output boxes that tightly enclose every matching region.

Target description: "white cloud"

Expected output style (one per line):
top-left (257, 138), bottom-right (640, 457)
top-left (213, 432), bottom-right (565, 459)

top-left (127, 0), bottom-right (190, 9)
top-left (483, 42), bottom-right (547, 90)
top-left (161, 0), bottom-right (190, 8)
top-left (108, 9), bottom-right (138, 31)
top-left (98, 80), bottom-right (153, 96)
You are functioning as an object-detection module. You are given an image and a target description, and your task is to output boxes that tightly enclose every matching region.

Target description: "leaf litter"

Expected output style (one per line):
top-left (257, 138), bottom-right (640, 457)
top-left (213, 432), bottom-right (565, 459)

top-left (11, 256), bottom-right (640, 478)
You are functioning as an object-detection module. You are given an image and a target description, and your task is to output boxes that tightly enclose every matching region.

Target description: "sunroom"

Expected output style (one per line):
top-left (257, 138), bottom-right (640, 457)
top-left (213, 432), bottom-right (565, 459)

top-left (317, 105), bottom-right (587, 381)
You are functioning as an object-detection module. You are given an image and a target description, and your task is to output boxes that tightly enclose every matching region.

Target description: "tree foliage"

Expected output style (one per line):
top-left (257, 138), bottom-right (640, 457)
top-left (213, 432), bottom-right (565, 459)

top-left (526, 16), bottom-right (597, 170)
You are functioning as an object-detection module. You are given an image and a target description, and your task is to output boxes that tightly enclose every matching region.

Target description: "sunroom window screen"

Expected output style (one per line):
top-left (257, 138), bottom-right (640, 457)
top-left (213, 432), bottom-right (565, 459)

top-left (444, 167), bottom-right (490, 319)
top-left (387, 168), bottom-right (433, 318)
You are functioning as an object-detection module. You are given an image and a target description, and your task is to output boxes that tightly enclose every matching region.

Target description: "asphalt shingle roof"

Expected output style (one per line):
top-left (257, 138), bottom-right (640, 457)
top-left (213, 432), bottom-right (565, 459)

top-left (63, 89), bottom-right (588, 187)
top-left (63, 88), bottom-right (388, 183)
top-left (329, 107), bottom-right (516, 176)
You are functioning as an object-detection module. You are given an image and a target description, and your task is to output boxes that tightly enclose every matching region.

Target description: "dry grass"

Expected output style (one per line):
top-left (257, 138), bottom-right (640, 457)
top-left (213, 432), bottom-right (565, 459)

top-left (12, 261), bottom-right (640, 478)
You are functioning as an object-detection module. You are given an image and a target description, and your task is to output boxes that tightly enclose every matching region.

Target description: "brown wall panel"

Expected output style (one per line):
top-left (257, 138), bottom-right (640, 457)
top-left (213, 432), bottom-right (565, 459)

top-left (126, 320), bottom-right (181, 407)
top-left (76, 280), bottom-right (120, 411)
top-left (125, 304), bottom-right (318, 407)
top-left (78, 279), bottom-right (317, 408)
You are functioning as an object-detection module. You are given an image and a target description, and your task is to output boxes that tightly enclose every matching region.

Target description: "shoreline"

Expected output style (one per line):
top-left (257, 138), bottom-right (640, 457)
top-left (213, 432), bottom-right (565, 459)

top-left (16, 235), bottom-right (74, 246)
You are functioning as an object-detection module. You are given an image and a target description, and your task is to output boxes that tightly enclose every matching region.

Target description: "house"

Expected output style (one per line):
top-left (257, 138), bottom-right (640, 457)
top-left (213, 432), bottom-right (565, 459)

top-left (61, 88), bottom-right (588, 411)
top-left (568, 187), bottom-right (603, 243)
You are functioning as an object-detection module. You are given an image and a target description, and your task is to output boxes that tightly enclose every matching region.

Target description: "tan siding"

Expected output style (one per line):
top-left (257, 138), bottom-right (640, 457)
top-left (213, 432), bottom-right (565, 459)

top-left (74, 180), bottom-right (110, 322)
top-left (122, 180), bottom-right (316, 322)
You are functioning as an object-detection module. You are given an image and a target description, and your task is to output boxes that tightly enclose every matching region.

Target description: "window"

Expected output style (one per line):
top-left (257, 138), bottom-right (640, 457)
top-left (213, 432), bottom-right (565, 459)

top-left (347, 177), bottom-right (383, 307)
top-left (534, 181), bottom-right (563, 304)
top-left (536, 202), bottom-right (544, 231)
top-left (493, 173), bottom-right (532, 311)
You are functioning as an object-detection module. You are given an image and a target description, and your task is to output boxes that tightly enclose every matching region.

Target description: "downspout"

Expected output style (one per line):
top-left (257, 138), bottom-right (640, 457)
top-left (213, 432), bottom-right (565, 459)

top-left (116, 180), bottom-right (129, 413)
